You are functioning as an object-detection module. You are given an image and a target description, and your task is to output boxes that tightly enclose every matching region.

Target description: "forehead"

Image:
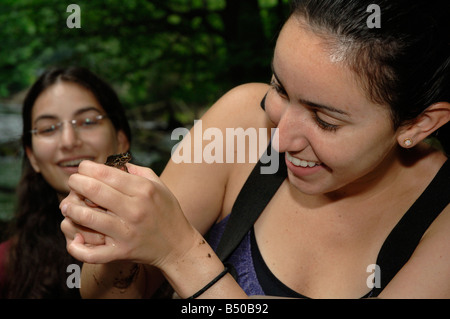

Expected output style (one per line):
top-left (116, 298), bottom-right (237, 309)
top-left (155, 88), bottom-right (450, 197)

top-left (274, 17), bottom-right (382, 117)
top-left (32, 81), bottom-right (104, 119)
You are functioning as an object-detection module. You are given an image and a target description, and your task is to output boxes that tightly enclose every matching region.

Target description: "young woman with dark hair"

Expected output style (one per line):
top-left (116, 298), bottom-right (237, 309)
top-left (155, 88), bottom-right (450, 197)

top-left (61, 0), bottom-right (449, 298)
top-left (0, 67), bottom-right (131, 298)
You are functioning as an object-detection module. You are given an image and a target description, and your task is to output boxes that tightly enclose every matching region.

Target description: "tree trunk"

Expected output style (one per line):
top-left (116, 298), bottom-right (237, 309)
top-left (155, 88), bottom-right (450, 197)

top-left (222, 0), bottom-right (271, 85)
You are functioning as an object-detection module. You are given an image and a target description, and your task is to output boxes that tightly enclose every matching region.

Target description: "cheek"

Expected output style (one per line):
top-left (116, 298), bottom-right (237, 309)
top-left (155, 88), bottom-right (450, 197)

top-left (30, 140), bottom-right (56, 167)
top-left (30, 143), bottom-right (70, 192)
top-left (318, 124), bottom-right (396, 174)
top-left (88, 130), bottom-right (120, 159)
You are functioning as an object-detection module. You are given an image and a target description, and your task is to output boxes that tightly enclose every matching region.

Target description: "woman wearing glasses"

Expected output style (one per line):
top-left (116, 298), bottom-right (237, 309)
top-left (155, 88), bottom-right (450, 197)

top-left (0, 67), bottom-right (131, 298)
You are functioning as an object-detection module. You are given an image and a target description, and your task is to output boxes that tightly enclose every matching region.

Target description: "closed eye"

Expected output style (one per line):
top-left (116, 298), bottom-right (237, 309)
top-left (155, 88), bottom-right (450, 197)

top-left (270, 78), bottom-right (288, 99)
top-left (312, 112), bottom-right (340, 132)
top-left (270, 69), bottom-right (344, 133)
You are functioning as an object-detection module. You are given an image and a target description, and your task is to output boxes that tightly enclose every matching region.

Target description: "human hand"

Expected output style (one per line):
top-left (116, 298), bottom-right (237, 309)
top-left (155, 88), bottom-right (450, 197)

top-left (60, 161), bottom-right (199, 269)
top-left (60, 192), bottom-right (107, 248)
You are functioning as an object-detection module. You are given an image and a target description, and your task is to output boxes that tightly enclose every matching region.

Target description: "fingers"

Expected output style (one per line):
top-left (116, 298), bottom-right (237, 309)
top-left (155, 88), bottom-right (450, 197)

top-left (76, 161), bottom-right (161, 196)
top-left (61, 217), bottom-right (106, 246)
top-left (65, 161), bottom-right (165, 221)
top-left (67, 234), bottom-right (117, 264)
top-left (61, 201), bottom-right (124, 240)
top-left (59, 161), bottom-right (177, 265)
top-left (65, 172), bottom-right (131, 218)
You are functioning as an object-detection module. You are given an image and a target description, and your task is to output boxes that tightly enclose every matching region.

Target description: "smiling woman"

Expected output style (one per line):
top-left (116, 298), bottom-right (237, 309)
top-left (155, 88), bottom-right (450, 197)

top-left (0, 67), bottom-right (131, 298)
top-left (26, 82), bottom-right (129, 196)
top-left (58, 0), bottom-right (449, 300)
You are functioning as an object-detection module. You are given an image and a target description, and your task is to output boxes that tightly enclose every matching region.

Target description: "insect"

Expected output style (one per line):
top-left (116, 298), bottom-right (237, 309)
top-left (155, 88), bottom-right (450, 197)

top-left (104, 151), bottom-right (132, 172)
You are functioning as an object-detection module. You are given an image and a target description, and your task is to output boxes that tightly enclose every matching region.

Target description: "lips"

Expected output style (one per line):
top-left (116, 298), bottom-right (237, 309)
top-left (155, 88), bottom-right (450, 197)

top-left (285, 152), bottom-right (324, 178)
top-left (286, 152), bottom-right (321, 168)
top-left (58, 157), bottom-right (94, 167)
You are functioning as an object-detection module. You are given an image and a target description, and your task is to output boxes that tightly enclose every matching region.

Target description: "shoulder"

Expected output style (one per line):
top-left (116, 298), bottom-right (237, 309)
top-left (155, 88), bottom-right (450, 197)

top-left (201, 83), bottom-right (271, 129)
top-left (380, 204), bottom-right (450, 298)
top-left (161, 83), bottom-right (272, 234)
top-left (422, 203), bottom-right (450, 245)
top-left (216, 82), bottom-right (270, 106)
top-left (201, 83), bottom-right (276, 219)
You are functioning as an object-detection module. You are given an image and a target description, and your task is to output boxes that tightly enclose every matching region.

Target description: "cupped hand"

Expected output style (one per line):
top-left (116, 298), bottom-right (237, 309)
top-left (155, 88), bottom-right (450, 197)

top-left (60, 160), bottom-right (198, 269)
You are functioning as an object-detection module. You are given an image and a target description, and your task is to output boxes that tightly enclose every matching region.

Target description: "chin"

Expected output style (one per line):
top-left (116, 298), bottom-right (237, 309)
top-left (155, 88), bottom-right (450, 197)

top-left (287, 173), bottom-right (326, 195)
top-left (50, 181), bottom-right (70, 197)
top-left (288, 171), bottom-right (351, 198)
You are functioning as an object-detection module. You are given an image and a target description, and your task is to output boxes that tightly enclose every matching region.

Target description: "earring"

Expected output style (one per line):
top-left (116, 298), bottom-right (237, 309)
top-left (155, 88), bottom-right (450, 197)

top-left (404, 138), bottom-right (413, 147)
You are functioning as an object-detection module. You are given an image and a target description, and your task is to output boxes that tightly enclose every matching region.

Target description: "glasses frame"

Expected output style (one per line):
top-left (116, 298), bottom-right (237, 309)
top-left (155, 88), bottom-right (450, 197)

top-left (29, 114), bottom-right (108, 136)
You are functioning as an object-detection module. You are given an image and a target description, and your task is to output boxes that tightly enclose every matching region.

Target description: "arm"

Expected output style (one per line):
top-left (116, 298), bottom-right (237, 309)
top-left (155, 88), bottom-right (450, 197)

top-left (379, 204), bottom-right (450, 298)
top-left (62, 161), bottom-right (249, 299)
top-left (61, 83), bottom-right (272, 298)
top-left (79, 262), bottom-right (151, 299)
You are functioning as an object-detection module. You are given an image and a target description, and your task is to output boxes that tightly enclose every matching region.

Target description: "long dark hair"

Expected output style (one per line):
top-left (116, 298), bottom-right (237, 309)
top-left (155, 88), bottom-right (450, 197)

top-left (1, 67), bottom-right (131, 298)
top-left (290, 0), bottom-right (449, 153)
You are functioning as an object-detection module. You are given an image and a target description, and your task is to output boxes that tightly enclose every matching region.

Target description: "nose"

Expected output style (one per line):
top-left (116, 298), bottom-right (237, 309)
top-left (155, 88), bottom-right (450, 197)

top-left (273, 105), bottom-right (309, 154)
top-left (59, 122), bottom-right (81, 149)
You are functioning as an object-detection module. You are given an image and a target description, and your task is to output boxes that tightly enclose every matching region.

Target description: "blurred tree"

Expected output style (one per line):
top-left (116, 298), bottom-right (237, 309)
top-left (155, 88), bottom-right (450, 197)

top-left (0, 0), bottom-right (291, 172)
top-left (0, 0), bottom-right (290, 104)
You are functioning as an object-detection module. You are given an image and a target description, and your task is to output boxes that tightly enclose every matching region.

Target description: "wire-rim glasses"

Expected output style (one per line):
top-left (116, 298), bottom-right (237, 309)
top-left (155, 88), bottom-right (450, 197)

top-left (30, 114), bottom-right (108, 138)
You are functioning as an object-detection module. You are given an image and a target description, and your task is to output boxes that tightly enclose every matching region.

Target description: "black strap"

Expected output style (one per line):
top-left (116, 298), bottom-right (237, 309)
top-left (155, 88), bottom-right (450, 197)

top-left (215, 143), bottom-right (287, 262)
top-left (372, 160), bottom-right (450, 296)
top-left (216, 139), bottom-right (449, 296)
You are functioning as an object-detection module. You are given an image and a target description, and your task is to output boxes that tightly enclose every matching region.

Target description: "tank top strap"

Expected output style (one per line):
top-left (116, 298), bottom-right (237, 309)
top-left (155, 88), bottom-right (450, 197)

top-left (373, 160), bottom-right (450, 296)
top-left (215, 141), bottom-right (287, 262)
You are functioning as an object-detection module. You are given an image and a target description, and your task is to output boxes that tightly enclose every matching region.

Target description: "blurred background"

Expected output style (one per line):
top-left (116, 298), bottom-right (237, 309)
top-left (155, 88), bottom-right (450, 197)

top-left (0, 0), bottom-right (291, 224)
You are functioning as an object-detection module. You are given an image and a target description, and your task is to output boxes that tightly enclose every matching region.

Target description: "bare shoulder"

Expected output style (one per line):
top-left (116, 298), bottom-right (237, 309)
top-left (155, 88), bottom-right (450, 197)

top-left (424, 203), bottom-right (450, 237)
top-left (161, 83), bottom-right (272, 234)
top-left (201, 82), bottom-right (271, 129)
top-left (380, 204), bottom-right (450, 298)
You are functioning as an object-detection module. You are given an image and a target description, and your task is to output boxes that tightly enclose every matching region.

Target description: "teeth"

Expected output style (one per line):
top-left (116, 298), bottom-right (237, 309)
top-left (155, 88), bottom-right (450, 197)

top-left (287, 152), bottom-right (320, 168)
top-left (59, 158), bottom-right (91, 167)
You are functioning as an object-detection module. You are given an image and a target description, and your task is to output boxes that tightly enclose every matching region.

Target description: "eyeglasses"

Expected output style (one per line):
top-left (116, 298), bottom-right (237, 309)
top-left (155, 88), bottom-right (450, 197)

top-left (30, 114), bottom-right (108, 138)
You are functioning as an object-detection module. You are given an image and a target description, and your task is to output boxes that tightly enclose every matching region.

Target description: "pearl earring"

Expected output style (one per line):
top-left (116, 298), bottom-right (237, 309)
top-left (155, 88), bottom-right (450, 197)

top-left (404, 138), bottom-right (413, 147)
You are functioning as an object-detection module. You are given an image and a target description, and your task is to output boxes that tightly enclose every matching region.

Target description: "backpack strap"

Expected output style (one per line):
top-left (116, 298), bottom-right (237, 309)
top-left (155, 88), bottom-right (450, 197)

top-left (215, 143), bottom-right (287, 262)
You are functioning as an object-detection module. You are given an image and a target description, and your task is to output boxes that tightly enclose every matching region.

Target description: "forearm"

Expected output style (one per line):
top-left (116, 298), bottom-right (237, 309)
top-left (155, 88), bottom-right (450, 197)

top-left (80, 262), bottom-right (164, 299)
top-left (162, 232), bottom-right (248, 299)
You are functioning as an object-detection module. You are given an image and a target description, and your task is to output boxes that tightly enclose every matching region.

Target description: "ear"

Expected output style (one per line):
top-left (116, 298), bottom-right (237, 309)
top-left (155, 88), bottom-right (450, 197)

top-left (116, 130), bottom-right (130, 153)
top-left (25, 146), bottom-right (41, 173)
top-left (397, 102), bottom-right (450, 148)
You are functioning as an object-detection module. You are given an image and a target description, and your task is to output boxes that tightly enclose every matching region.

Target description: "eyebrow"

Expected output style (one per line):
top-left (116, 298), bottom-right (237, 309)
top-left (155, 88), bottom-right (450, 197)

top-left (298, 97), bottom-right (350, 117)
top-left (33, 106), bottom-right (102, 124)
top-left (271, 61), bottom-right (350, 117)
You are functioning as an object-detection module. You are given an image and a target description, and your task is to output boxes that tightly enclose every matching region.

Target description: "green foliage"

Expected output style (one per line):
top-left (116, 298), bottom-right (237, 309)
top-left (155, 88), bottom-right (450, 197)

top-left (0, 0), bottom-right (290, 107)
top-left (0, 1), bottom-right (291, 221)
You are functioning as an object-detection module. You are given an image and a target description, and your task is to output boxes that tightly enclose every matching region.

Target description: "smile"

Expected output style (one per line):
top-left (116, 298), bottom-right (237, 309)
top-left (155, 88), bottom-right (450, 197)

top-left (58, 158), bottom-right (93, 167)
top-left (286, 152), bottom-right (321, 168)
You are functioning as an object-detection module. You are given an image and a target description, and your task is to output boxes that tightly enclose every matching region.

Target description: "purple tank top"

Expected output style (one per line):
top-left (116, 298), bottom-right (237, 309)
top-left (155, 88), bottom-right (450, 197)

top-left (207, 214), bottom-right (265, 296)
